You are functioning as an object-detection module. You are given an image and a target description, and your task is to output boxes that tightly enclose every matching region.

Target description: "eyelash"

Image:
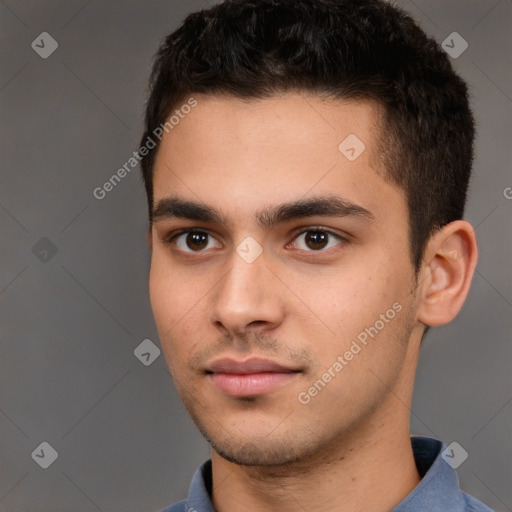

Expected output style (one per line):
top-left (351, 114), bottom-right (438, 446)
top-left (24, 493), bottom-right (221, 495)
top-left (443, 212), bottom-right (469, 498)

top-left (161, 227), bottom-right (347, 255)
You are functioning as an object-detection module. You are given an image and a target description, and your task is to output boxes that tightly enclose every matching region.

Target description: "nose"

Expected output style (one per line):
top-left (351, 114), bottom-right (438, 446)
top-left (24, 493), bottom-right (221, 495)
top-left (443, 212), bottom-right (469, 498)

top-left (209, 247), bottom-right (285, 337)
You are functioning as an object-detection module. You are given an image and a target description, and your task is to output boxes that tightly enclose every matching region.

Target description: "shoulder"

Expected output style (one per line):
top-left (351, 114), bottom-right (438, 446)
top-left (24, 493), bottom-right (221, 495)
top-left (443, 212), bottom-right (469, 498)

top-left (463, 493), bottom-right (495, 512)
top-left (157, 499), bottom-right (187, 512)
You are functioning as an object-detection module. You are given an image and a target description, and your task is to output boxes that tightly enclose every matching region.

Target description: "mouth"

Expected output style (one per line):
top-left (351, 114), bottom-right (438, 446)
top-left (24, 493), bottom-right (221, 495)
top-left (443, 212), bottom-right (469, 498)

top-left (205, 357), bottom-right (302, 397)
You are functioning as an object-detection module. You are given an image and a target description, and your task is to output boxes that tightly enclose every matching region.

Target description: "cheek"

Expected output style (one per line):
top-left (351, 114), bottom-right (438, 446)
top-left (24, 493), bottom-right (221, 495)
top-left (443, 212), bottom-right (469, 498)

top-left (149, 252), bottom-right (199, 325)
top-left (149, 261), bottom-right (176, 329)
top-left (149, 256), bottom-right (191, 351)
top-left (288, 255), bottom-right (410, 355)
top-left (149, 254), bottom-right (209, 364)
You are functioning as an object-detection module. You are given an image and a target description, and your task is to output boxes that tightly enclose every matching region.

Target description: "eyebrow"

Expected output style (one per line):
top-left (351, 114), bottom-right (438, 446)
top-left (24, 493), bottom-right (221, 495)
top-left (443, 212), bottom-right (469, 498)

top-left (152, 195), bottom-right (375, 228)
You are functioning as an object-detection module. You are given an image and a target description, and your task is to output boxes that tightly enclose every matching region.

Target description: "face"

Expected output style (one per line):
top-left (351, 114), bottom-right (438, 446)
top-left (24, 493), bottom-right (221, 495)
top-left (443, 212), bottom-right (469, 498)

top-left (149, 93), bottom-right (421, 466)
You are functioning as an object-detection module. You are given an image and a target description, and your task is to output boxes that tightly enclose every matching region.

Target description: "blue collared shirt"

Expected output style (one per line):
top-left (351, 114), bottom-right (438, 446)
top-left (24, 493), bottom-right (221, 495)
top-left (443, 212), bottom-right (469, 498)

top-left (159, 436), bottom-right (494, 511)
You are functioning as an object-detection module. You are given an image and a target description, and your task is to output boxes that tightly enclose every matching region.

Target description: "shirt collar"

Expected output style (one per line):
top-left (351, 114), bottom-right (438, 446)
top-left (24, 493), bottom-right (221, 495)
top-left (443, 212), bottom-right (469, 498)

top-left (391, 437), bottom-right (467, 511)
top-left (184, 436), bottom-right (468, 512)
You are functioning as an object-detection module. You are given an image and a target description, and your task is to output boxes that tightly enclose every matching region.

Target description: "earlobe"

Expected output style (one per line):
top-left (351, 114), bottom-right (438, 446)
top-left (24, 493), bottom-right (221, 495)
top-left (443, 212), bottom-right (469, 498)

top-left (416, 220), bottom-right (478, 327)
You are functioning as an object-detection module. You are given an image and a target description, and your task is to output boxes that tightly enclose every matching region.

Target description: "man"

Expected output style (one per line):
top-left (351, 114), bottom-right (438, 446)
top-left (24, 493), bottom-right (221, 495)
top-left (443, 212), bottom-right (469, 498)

top-left (139, 0), bottom-right (493, 510)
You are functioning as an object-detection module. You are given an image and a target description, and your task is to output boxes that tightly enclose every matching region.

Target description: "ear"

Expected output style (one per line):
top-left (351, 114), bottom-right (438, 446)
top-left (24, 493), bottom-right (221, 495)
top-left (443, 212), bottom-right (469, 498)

top-left (416, 220), bottom-right (478, 327)
top-left (146, 227), bottom-right (152, 249)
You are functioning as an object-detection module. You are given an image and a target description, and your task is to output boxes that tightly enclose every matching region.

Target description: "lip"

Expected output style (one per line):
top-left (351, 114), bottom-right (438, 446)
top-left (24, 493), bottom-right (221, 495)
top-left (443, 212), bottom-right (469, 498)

top-left (206, 357), bottom-right (299, 374)
top-left (206, 357), bottom-right (301, 397)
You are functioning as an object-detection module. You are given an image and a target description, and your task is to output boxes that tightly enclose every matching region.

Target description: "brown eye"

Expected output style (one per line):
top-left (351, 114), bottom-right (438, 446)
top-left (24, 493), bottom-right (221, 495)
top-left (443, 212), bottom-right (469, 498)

top-left (186, 232), bottom-right (209, 251)
top-left (291, 228), bottom-right (343, 252)
top-left (305, 231), bottom-right (329, 250)
top-left (172, 231), bottom-right (221, 253)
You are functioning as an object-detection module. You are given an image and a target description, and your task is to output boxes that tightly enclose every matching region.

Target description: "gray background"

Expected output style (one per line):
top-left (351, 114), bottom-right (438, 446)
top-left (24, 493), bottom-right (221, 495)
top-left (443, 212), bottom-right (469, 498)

top-left (0, 0), bottom-right (510, 511)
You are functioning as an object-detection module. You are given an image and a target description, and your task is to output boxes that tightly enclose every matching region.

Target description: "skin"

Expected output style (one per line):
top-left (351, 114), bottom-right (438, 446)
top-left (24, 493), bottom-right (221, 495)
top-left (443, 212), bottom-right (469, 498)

top-left (148, 93), bottom-right (478, 512)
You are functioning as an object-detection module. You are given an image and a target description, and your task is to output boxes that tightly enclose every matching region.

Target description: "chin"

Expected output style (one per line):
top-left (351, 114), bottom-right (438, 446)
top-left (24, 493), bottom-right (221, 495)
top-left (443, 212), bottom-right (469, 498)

top-left (196, 416), bottom-right (322, 467)
top-left (213, 439), bottom-right (310, 466)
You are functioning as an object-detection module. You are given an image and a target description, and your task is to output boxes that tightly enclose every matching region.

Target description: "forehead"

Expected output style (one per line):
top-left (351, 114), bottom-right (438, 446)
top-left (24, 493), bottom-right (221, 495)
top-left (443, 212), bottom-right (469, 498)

top-left (151, 93), bottom-right (404, 226)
